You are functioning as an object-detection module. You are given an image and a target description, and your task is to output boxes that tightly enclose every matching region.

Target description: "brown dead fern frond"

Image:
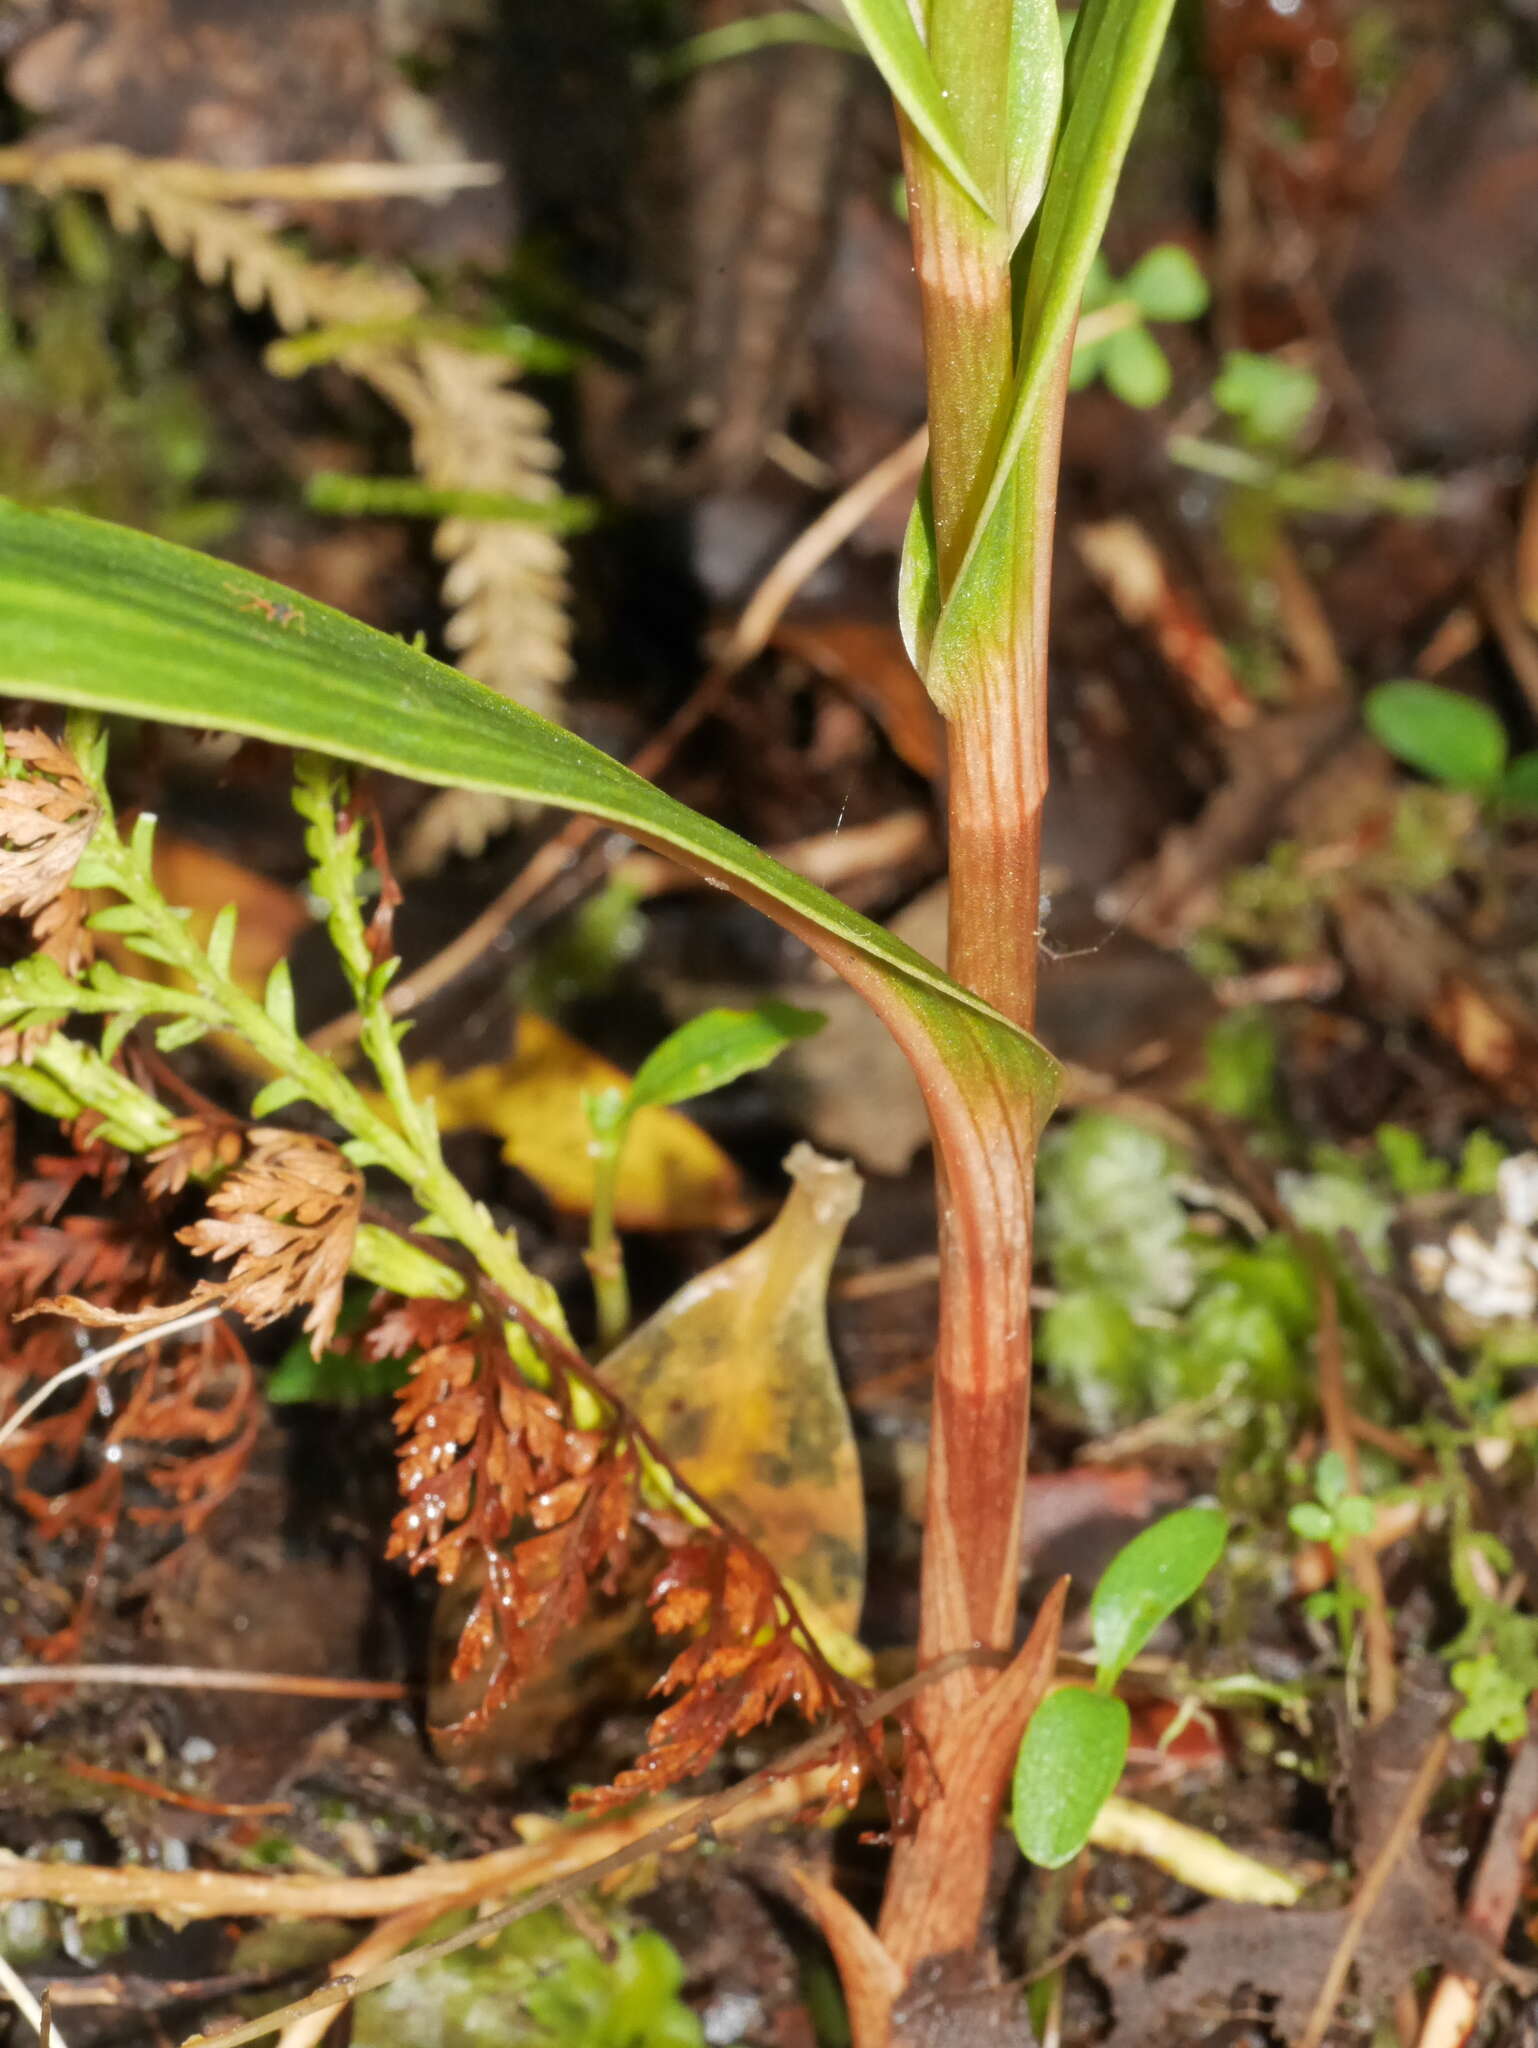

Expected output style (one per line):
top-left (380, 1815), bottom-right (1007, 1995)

top-left (35, 1128), bottom-right (362, 1354)
top-left (374, 1296), bottom-right (640, 1733)
top-left (0, 730), bottom-right (99, 925)
top-left (0, 728), bottom-right (98, 1059)
top-left (0, 1108), bottom-right (260, 1659)
top-left (179, 1128), bottom-right (362, 1353)
top-left (383, 1285), bottom-right (898, 1811)
top-left (368, 346), bottom-right (571, 720)
top-left (0, 146), bottom-right (573, 726)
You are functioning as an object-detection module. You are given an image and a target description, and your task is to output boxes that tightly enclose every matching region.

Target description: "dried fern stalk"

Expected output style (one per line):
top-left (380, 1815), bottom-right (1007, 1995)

top-left (367, 345), bottom-right (572, 721)
top-left (0, 145), bottom-right (573, 723)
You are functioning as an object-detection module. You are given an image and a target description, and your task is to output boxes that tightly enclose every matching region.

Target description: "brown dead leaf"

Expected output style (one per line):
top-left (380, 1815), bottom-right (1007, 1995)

top-left (19, 1292), bottom-right (210, 1335)
top-left (180, 1129), bottom-right (361, 1351)
top-left (772, 618), bottom-right (946, 780)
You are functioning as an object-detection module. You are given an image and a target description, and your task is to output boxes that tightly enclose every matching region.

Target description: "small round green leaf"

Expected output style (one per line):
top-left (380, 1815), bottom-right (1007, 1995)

top-left (1211, 350), bottom-right (1320, 446)
top-left (1365, 681), bottom-right (1508, 792)
top-left (1089, 1506), bottom-right (1228, 1686)
top-left (1288, 1501), bottom-right (1333, 1544)
top-left (1124, 244), bottom-right (1209, 323)
top-left (1500, 751), bottom-right (1538, 815)
top-left (1102, 324), bottom-right (1172, 410)
top-left (1012, 1687), bottom-right (1130, 1870)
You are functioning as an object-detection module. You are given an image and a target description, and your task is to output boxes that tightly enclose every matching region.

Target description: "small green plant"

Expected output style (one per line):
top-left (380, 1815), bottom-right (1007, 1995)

top-left (583, 999), bottom-right (824, 1347)
top-left (1365, 679), bottom-right (1538, 814)
top-left (0, 192), bottom-right (226, 544)
top-left (1288, 1450), bottom-right (1374, 1551)
top-left (351, 1905), bottom-right (707, 2048)
top-left (1212, 350), bottom-right (1321, 448)
top-left (1011, 1507), bottom-right (1227, 1868)
top-left (1069, 244), bottom-right (1209, 408)
top-left (1288, 1451), bottom-right (1375, 1687)
top-left (1440, 1483), bottom-right (1538, 1744)
top-left (1171, 349), bottom-right (1439, 521)
top-left (1036, 1112), bottom-right (1311, 1432)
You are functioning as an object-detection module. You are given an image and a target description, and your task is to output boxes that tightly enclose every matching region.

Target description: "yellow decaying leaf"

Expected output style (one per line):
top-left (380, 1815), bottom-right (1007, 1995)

top-left (413, 1011), bottom-right (750, 1232)
top-left (600, 1142), bottom-right (867, 1637)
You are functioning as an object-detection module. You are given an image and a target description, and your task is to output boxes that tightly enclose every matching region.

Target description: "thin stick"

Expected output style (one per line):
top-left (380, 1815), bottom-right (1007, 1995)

top-left (175, 1649), bottom-right (985, 2048)
top-left (0, 1303), bottom-right (225, 1456)
top-left (1295, 1726), bottom-right (1451, 2048)
top-left (0, 1954), bottom-right (69, 2048)
top-left (275, 1903), bottom-right (444, 2048)
top-left (1416, 1712), bottom-right (1538, 2048)
top-left (0, 148), bottom-right (499, 203)
top-left (0, 1665), bottom-right (405, 1700)
top-left (305, 424), bottom-right (929, 1057)
top-left (1476, 566), bottom-right (1538, 728)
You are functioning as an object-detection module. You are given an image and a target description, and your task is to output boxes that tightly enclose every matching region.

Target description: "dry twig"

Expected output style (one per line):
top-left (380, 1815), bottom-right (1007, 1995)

top-left (0, 1953), bottom-right (69, 2048)
top-left (1415, 1713), bottom-right (1538, 2048)
top-left (1296, 1725), bottom-right (1452, 2048)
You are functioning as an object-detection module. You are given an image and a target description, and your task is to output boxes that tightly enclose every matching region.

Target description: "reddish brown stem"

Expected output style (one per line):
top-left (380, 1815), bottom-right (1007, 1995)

top-left (876, 75), bottom-right (1067, 1987)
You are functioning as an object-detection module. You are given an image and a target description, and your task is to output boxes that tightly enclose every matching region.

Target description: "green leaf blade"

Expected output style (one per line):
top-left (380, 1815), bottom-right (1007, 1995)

top-left (897, 468), bottom-right (940, 676)
top-left (0, 501), bottom-right (1061, 1190)
top-left (1365, 680), bottom-right (1508, 792)
top-left (627, 1001), bottom-right (824, 1118)
top-left (924, 0), bottom-right (1178, 705)
top-left (1005, 0), bottom-right (1066, 245)
top-left (839, 0), bottom-right (993, 216)
top-left (1012, 1687), bottom-right (1130, 1869)
top-left (1089, 1505), bottom-right (1228, 1687)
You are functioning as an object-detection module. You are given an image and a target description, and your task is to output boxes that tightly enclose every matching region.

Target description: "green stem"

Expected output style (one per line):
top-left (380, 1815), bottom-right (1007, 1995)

top-left (585, 1133), bottom-right (631, 1354)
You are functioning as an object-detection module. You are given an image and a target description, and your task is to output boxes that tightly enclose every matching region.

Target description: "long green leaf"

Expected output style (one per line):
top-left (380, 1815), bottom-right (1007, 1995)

top-left (921, 0), bottom-right (1175, 704)
top-left (839, 0), bottom-right (993, 216)
top-left (0, 500), bottom-right (1058, 1145)
top-left (1004, 0), bottom-right (1064, 246)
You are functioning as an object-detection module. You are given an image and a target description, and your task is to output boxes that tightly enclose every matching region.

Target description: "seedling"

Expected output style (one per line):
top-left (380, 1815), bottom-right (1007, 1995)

top-left (582, 999), bottom-right (824, 1348)
top-left (1171, 350), bottom-right (1439, 521)
top-left (1011, 1506), bottom-right (1227, 1869)
top-left (1365, 678), bottom-right (1538, 814)
top-left (1069, 244), bottom-right (1209, 409)
top-left (1289, 1450), bottom-right (1375, 1693)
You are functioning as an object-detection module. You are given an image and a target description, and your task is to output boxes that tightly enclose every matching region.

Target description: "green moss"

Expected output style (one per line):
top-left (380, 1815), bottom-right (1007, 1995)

top-left (352, 1908), bottom-right (708, 2048)
top-left (0, 194), bottom-right (228, 542)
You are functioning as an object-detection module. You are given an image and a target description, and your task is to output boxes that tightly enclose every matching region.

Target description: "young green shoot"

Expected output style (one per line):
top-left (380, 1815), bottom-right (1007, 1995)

top-left (1012, 1506), bottom-right (1227, 1869)
top-left (583, 1001), bottom-right (824, 1349)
